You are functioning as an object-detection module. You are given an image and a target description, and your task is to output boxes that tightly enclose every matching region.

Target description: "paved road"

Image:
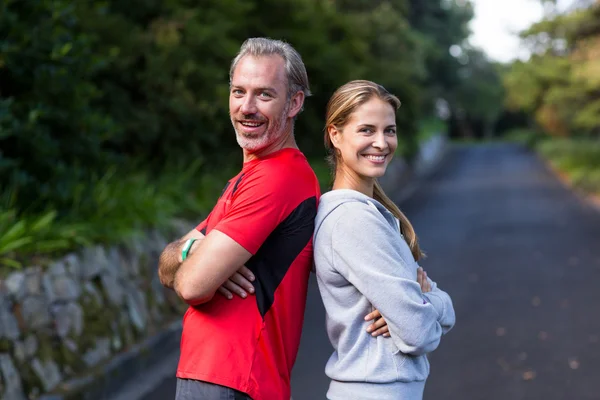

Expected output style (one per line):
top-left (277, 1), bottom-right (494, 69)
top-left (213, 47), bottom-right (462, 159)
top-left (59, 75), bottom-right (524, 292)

top-left (142, 144), bottom-right (600, 400)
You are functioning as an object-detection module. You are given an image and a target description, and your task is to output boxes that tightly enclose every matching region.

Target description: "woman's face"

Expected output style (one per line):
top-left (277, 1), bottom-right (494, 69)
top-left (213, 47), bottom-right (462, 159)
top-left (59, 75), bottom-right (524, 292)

top-left (330, 97), bottom-right (398, 181)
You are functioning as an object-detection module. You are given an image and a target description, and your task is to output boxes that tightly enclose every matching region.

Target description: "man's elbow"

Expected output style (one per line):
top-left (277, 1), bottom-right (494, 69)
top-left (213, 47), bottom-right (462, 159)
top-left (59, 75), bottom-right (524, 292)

top-left (157, 269), bottom-right (171, 289)
top-left (175, 282), bottom-right (215, 306)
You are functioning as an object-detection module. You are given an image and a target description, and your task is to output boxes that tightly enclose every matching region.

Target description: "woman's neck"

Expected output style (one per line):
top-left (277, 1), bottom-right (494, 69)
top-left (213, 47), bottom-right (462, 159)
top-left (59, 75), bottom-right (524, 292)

top-left (332, 168), bottom-right (374, 197)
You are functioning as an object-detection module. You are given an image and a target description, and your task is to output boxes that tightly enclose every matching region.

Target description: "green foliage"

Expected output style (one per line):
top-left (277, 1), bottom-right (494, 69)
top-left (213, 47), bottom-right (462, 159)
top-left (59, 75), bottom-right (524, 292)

top-left (0, 160), bottom-right (235, 275)
top-left (417, 118), bottom-right (447, 142)
top-left (0, 0), bottom-right (483, 267)
top-left (504, 128), bottom-right (545, 149)
top-left (503, 2), bottom-right (600, 137)
top-left (537, 138), bottom-right (600, 194)
top-left (0, 209), bottom-right (85, 269)
top-left (309, 158), bottom-right (332, 192)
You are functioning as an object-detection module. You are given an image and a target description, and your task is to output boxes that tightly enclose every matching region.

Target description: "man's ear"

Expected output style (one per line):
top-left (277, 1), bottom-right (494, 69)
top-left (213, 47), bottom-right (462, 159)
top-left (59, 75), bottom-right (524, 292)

top-left (287, 91), bottom-right (305, 118)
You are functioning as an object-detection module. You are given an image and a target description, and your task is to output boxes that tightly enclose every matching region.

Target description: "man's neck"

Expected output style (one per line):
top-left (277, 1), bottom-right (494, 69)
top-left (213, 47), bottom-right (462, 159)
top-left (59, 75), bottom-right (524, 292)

top-left (243, 130), bottom-right (298, 163)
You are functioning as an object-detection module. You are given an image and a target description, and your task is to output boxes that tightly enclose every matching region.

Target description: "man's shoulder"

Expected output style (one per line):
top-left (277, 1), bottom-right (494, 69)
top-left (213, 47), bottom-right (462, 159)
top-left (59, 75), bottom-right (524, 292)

top-left (244, 151), bottom-right (317, 190)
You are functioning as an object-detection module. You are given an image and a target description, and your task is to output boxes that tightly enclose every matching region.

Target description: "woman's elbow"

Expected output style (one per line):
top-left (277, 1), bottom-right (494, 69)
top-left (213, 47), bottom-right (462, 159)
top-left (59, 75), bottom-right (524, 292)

top-left (391, 323), bottom-right (442, 356)
top-left (397, 335), bottom-right (441, 356)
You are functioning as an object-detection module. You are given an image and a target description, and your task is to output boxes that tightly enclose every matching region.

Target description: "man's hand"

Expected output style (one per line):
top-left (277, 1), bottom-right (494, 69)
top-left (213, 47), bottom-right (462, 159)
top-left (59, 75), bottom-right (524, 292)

top-left (217, 266), bottom-right (256, 299)
top-left (183, 237), bottom-right (255, 301)
top-left (365, 309), bottom-right (390, 337)
top-left (158, 229), bottom-right (204, 289)
top-left (417, 266), bottom-right (431, 293)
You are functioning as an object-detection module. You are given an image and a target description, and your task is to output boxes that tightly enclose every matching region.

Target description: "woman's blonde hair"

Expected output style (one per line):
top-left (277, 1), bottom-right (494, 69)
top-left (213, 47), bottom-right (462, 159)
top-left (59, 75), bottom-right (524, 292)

top-left (324, 80), bottom-right (423, 260)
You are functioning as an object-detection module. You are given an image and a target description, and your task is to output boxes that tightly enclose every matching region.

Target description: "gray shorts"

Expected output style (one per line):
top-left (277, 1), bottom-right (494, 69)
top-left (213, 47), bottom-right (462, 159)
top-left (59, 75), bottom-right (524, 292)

top-left (175, 379), bottom-right (252, 400)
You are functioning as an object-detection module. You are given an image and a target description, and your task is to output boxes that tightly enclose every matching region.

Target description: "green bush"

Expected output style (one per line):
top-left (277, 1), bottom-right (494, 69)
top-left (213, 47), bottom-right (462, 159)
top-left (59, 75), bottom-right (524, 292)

top-left (0, 160), bottom-right (236, 275)
top-left (537, 137), bottom-right (600, 194)
top-left (504, 128), bottom-right (544, 149)
top-left (0, 0), bottom-right (480, 271)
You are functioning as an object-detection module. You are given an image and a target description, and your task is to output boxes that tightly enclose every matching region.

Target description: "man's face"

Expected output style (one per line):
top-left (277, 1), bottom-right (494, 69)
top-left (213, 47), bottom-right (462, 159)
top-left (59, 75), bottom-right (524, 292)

top-left (229, 55), bottom-right (292, 152)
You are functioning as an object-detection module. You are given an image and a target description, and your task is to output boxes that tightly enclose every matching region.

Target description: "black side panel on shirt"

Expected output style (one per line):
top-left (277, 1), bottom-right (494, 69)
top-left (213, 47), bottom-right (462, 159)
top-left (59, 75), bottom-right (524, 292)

top-left (219, 181), bottom-right (231, 198)
top-left (246, 196), bottom-right (317, 318)
top-left (231, 173), bottom-right (245, 196)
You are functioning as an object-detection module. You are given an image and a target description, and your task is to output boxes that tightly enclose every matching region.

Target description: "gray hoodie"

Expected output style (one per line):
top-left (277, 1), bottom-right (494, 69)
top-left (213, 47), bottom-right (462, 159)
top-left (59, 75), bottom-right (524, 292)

top-left (313, 189), bottom-right (455, 400)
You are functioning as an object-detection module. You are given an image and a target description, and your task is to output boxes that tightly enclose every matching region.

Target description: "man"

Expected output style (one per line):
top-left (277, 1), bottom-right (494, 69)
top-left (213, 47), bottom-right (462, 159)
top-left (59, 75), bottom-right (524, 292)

top-left (158, 38), bottom-right (319, 400)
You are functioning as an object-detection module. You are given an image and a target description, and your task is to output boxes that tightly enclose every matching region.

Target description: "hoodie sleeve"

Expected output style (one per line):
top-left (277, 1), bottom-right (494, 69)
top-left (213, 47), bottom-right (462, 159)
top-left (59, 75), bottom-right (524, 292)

top-left (330, 203), bottom-right (451, 356)
top-left (422, 275), bottom-right (456, 334)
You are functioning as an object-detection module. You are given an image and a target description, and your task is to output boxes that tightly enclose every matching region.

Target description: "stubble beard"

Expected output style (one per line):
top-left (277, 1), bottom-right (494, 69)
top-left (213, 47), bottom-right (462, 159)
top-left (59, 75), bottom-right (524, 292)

top-left (232, 102), bottom-right (291, 152)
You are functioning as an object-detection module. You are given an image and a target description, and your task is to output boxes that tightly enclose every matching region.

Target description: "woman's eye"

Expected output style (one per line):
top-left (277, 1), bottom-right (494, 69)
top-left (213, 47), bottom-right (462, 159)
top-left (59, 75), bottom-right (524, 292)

top-left (385, 129), bottom-right (396, 135)
top-left (360, 128), bottom-right (373, 134)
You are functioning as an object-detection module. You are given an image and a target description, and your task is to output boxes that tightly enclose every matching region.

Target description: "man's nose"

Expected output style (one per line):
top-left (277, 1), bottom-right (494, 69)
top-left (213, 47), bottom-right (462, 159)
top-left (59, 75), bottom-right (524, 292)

top-left (240, 95), bottom-right (257, 115)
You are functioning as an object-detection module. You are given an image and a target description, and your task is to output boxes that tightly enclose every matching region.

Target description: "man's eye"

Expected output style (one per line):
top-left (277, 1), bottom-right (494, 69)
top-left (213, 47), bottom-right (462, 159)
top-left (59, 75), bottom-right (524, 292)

top-left (232, 89), bottom-right (243, 95)
top-left (259, 92), bottom-right (272, 98)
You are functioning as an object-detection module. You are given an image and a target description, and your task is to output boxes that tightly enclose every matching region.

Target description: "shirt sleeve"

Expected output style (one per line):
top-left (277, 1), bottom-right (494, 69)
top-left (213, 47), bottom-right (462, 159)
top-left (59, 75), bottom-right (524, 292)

top-left (195, 212), bottom-right (212, 235)
top-left (213, 168), bottom-right (294, 255)
top-left (331, 203), bottom-right (449, 356)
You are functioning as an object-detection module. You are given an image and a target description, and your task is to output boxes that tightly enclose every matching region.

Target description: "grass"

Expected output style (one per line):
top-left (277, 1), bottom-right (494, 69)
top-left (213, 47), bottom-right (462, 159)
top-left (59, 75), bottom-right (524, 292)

top-left (536, 137), bottom-right (600, 195)
top-left (0, 160), bottom-right (237, 276)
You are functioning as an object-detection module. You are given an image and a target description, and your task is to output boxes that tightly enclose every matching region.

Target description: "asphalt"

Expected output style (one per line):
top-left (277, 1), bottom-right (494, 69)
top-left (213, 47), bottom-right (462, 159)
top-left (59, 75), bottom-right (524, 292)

top-left (138, 143), bottom-right (600, 400)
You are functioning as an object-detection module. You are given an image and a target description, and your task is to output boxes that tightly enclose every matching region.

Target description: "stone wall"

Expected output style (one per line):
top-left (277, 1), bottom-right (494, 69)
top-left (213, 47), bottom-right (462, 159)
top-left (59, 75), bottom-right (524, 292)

top-left (0, 230), bottom-right (187, 400)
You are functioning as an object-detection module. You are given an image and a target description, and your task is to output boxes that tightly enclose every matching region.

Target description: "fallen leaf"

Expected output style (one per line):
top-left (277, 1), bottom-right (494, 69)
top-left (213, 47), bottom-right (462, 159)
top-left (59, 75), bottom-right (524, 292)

top-left (568, 358), bottom-right (580, 370)
top-left (523, 370), bottom-right (536, 381)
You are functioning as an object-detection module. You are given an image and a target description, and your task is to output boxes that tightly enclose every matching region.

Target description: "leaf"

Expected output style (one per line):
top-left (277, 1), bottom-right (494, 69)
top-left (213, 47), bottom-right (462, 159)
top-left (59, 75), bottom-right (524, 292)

top-left (60, 43), bottom-right (73, 56)
top-left (32, 239), bottom-right (70, 252)
top-left (0, 220), bottom-right (28, 244)
top-left (0, 236), bottom-right (33, 254)
top-left (29, 210), bottom-right (57, 233)
top-left (0, 257), bottom-right (22, 269)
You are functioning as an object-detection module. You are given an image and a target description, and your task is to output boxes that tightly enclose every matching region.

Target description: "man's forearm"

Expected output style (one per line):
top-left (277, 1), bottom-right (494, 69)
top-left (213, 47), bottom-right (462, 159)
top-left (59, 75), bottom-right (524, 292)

top-left (158, 239), bottom-right (186, 289)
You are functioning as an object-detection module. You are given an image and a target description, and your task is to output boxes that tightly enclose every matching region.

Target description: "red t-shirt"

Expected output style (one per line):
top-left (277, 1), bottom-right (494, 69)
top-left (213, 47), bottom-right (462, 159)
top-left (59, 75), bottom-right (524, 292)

top-left (176, 148), bottom-right (320, 400)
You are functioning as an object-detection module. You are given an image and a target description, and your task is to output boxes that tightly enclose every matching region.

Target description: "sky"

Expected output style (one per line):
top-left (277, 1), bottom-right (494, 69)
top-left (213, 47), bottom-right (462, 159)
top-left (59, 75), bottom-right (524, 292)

top-left (469, 0), bottom-right (545, 62)
top-left (468, 0), bottom-right (576, 62)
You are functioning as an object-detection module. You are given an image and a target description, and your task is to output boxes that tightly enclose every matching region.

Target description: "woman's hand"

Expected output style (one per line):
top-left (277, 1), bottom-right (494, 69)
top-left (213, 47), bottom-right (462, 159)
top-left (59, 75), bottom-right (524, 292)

top-left (364, 309), bottom-right (390, 337)
top-left (417, 267), bottom-right (431, 293)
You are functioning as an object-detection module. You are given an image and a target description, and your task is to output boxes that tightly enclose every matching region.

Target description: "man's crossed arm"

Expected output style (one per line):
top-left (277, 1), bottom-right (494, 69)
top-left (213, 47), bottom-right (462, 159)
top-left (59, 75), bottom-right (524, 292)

top-left (157, 228), bottom-right (390, 336)
top-left (157, 228), bottom-right (255, 302)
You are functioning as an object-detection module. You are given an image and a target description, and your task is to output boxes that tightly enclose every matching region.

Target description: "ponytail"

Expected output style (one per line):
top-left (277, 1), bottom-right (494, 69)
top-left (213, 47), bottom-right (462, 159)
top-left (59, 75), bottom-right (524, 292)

top-left (373, 180), bottom-right (423, 260)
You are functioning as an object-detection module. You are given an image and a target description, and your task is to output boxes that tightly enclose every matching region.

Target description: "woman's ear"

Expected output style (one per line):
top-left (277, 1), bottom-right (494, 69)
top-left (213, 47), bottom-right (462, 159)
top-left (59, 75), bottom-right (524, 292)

top-left (327, 125), bottom-right (340, 148)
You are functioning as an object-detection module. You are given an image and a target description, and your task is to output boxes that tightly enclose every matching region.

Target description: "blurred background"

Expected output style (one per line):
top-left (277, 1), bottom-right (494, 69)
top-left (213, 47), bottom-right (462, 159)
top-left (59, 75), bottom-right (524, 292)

top-left (0, 0), bottom-right (599, 399)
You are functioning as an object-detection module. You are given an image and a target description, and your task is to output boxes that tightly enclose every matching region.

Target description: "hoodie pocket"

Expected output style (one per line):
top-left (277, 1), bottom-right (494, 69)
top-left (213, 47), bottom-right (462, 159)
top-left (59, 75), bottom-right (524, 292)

top-left (394, 351), bottom-right (430, 382)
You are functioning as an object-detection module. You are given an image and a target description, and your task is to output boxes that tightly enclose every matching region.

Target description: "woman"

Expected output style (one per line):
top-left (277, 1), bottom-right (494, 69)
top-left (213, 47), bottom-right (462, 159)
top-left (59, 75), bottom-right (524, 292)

top-left (313, 80), bottom-right (455, 400)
